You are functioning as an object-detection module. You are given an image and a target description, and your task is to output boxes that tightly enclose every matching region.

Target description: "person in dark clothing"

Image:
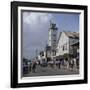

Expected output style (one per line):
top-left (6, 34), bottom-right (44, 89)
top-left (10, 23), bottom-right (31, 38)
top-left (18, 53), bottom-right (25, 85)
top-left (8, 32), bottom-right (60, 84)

top-left (70, 59), bottom-right (74, 70)
top-left (29, 63), bottom-right (32, 72)
top-left (58, 60), bottom-right (61, 69)
top-left (32, 61), bottom-right (37, 73)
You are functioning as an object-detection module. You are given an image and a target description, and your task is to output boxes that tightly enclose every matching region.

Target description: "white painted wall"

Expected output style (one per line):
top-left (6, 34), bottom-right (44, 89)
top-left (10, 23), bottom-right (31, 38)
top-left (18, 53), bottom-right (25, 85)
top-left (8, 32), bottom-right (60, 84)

top-left (0, 0), bottom-right (89, 90)
top-left (56, 32), bottom-right (79, 56)
top-left (56, 32), bottom-right (69, 55)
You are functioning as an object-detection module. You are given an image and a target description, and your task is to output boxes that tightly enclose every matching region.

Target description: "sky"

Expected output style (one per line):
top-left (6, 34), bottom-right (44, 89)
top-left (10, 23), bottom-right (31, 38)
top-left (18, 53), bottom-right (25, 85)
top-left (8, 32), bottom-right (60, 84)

top-left (22, 11), bottom-right (79, 60)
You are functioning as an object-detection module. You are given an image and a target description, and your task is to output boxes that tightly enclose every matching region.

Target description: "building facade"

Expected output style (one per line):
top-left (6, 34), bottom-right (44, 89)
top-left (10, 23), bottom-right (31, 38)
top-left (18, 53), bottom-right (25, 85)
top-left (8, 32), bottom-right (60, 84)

top-left (48, 21), bottom-right (58, 58)
top-left (56, 31), bottom-right (79, 58)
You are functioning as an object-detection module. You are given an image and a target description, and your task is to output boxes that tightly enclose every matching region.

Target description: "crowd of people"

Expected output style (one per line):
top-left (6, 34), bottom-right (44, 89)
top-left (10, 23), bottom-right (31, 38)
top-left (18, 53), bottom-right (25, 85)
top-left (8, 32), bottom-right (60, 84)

top-left (23, 57), bottom-right (79, 75)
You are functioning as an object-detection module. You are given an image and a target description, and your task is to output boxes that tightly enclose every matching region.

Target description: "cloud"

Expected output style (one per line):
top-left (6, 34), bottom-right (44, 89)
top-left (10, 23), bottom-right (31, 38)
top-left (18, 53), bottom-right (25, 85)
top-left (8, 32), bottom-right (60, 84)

top-left (22, 12), bottom-right (53, 59)
top-left (23, 12), bottom-right (53, 32)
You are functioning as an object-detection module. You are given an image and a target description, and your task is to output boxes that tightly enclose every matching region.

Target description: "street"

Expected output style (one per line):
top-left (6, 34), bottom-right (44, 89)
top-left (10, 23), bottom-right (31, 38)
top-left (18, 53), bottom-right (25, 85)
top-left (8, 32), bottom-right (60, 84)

top-left (23, 65), bottom-right (79, 77)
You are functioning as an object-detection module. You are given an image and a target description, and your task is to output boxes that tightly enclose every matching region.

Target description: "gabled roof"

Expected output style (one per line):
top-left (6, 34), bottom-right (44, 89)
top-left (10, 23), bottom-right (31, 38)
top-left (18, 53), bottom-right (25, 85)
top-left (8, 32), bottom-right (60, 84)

top-left (57, 31), bottom-right (79, 44)
top-left (64, 31), bottom-right (79, 39)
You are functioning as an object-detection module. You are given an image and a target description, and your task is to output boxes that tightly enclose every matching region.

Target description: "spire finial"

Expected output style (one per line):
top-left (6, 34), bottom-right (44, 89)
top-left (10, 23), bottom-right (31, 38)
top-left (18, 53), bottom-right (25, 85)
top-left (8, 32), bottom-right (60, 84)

top-left (50, 19), bottom-right (55, 24)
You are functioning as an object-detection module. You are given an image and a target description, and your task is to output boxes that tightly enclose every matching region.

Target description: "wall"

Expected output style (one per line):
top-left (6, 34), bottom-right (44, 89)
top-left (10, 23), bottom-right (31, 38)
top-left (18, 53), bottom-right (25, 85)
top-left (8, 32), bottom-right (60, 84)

top-left (0, 0), bottom-right (89, 90)
top-left (56, 32), bottom-right (69, 55)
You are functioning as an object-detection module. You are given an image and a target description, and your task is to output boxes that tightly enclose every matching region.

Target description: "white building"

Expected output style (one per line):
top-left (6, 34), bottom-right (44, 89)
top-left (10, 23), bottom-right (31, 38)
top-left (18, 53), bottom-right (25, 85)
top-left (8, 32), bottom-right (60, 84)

top-left (56, 31), bottom-right (79, 57)
top-left (38, 51), bottom-right (47, 60)
top-left (48, 21), bottom-right (58, 57)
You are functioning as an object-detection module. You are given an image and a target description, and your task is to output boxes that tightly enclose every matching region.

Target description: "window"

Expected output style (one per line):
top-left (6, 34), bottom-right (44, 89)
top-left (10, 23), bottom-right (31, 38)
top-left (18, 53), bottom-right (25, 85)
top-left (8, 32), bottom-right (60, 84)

top-left (62, 43), bottom-right (67, 51)
top-left (53, 40), bottom-right (56, 42)
top-left (64, 44), bottom-right (67, 50)
top-left (53, 34), bottom-right (56, 37)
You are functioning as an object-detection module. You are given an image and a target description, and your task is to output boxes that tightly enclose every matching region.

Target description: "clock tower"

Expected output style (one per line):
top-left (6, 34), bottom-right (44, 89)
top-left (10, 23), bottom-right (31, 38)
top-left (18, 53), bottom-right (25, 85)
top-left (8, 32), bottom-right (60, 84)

top-left (48, 20), bottom-right (58, 58)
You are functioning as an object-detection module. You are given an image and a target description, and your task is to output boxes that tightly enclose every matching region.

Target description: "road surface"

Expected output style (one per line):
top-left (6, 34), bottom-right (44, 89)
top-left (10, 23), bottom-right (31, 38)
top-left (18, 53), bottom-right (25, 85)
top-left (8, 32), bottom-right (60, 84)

top-left (23, 65), bottom-right (79, 77)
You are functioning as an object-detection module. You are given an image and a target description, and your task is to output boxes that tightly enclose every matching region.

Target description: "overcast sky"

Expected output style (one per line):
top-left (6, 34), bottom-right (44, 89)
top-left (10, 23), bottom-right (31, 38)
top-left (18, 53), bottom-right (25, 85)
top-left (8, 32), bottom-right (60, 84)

top-left (22, 11), bottom-right (79, 60)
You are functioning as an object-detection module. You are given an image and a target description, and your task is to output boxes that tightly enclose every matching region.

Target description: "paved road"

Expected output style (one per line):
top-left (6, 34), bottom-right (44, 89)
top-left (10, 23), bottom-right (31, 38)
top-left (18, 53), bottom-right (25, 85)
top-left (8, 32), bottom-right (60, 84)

top-left (23, 65), bottom-right (79, 77)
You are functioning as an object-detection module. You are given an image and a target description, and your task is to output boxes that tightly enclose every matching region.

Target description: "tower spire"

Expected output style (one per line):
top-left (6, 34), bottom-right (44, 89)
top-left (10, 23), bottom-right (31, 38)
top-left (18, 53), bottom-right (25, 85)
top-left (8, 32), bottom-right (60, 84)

top-left (50, 19), bottom-right (55, 26)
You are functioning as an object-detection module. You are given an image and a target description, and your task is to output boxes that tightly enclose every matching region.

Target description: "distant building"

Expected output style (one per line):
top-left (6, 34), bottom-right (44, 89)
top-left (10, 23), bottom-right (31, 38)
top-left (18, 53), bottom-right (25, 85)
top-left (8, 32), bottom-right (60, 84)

top-left (56, 31), bottom-right (79, 58)
top-left (48, 20), bottom-right (58, 58)
top-left (45, 45), bottom-right (52, 61)
top-left (39, 51), bottom-right (46, 60)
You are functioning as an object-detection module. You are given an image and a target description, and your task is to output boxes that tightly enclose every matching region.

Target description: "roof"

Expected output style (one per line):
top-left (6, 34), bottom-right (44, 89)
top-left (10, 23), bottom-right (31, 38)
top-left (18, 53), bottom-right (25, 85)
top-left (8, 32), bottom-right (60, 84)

top-left (64, 31), bottom-right (79, 39)
top-left (57, 31), bottom-right (79, 44)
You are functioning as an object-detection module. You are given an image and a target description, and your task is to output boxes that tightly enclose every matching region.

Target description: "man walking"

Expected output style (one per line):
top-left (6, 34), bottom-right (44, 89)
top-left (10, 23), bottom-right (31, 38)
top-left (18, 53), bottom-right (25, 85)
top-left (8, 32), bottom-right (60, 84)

top-left (32, 61), bottom-right (37, 73)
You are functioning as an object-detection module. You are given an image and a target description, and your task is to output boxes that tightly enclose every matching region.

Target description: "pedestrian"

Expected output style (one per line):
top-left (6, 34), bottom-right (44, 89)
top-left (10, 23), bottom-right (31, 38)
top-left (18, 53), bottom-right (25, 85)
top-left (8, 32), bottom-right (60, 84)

top-left (50, 60), bottom-right (54, 68)
top-left (70, 59), bottom-right (74, 70)
top-left (29, 62), bottom-right (32, 72)
top-left (32, 61), bottom-right (37, 73)
top-left (65, 58), bottom-right (69, 69)
top-left (58, 60), bottom-right (61, 69)
top-left (55, 59), bottom-right (58, 68)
